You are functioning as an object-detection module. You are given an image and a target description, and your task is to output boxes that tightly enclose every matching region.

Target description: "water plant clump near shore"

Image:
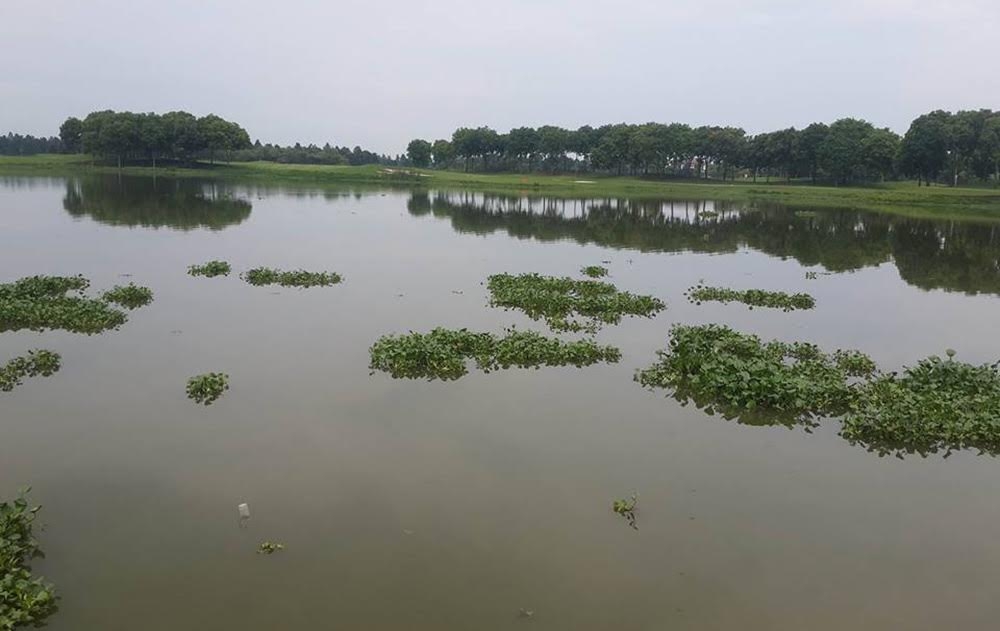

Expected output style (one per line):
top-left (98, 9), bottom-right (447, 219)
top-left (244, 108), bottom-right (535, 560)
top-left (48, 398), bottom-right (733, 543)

top-left (612, 493), bottom-right (638, 530)
top-left (0, 275), bottom-right (128, 334)
top-left (0, 490), bottom-right (57, 629)
top-left (686, 284), bottom-right (816, 312)
top-left (487, 273), bottom-right (664, 333)
top-left (636, 324), bottom-right (876, 422)
top-left (101, 283), bottom-right (153, 310)
top-left (186, 372), bottom-right (230, 405)
top-left (188, 260), bottom-right (231, 278)
top-left (369, 327), bottom-right (621, 380)
top-left (0, 350), bottom-right (61, 393)
top-left (242, 267), bottom-right (342, 288)
top-left (581, 265), bottom-right (608, 278)
top-left (842, 352), bottom-right (1000, 456)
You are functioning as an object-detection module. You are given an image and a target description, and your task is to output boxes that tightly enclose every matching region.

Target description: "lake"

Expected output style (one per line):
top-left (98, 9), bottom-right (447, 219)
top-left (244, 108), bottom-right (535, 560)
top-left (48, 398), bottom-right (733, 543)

top-left (3, 174), bottom-right (1000, 630)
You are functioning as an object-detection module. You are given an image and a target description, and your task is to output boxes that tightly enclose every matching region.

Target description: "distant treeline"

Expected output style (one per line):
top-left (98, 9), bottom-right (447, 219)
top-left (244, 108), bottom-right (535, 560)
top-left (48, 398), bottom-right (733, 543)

top-left (407, 109), bottom-right (1000, 185)
top-left (1, 110), bottom-right (397, 167)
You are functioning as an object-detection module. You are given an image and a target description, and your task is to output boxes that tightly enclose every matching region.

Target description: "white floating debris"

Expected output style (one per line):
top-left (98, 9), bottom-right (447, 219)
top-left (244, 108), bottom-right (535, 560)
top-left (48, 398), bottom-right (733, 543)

top-left (238, 503), bottom-right (250, 519)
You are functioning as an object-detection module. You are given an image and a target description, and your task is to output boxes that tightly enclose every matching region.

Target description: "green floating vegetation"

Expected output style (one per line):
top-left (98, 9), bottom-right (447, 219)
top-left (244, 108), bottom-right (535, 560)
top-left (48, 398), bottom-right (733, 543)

top-left (188, 260), bottom-right (231, 278)
top-left (686, 284), bottom-right (816, 312)
top-left (242, 267), bottom-right (342, 288)
top-left (612, 493), bottom-right (638, 530)
top-left (369, 327), bottom-right (621, 381)
top-left (580, 265), bottom-right (609, 278)
top-left (0, 351), bottom-right (61, 393)
top-left (794, 210), bottom-right (819, 218)
top-left (186, 372), bottom-right (230, 405)
top-left (0, 275), bottom-right (127, 334)
top-left (101, 283), bottom-right (153, 310)
top-left (0, 490), bottom-right (57, 629)
top-left (257, 541), bottom-right (284, 555)
top-left (636, 324), bottom-right (875, 424)
top-left (487, 273), bottom-right (664, 333)
top-left (843, 352), bottom-right (1000, 456)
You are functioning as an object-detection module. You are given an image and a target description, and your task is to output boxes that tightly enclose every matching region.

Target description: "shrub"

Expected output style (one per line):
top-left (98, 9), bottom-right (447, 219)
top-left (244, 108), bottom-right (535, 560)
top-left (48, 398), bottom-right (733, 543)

top-left (487, 273), bottom-right (664, 333)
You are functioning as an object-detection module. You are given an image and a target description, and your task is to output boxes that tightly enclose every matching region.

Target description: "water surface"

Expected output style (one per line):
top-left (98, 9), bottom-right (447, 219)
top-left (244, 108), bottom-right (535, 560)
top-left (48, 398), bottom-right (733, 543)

top-left (3, 175), bottom-right (1000, 630)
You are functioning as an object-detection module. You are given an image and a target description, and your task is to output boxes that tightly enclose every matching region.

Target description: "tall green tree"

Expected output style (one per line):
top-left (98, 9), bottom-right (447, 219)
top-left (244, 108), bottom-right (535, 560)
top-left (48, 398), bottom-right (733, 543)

top-left (406, 139), bottom-right (432, 167)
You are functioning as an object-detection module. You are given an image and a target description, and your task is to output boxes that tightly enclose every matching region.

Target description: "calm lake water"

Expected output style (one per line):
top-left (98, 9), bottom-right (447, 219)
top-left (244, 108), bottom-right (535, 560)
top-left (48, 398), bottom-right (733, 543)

top-left (3, 175), bottom-right (1000, 630)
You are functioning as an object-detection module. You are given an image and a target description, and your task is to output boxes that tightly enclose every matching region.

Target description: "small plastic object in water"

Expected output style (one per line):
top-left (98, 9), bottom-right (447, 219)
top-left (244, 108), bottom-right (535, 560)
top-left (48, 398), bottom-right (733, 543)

top-left (238, 503), bottom-right (250, 519)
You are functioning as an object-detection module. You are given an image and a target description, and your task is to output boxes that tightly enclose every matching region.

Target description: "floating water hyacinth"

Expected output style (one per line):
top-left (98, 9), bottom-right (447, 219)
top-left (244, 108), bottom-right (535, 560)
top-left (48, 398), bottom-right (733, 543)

top-left (612, 493), bottom-right (638, 530)
top-left (186, 372), bottom-right (230, 405)
top-left (580, 265), bottom-right (608, 278)
top-left (685, 284), bottom-right (815, 312)
top-left (636, 324), bottom-right (876, 423)
top-left (369, 327), bottom-right (621, 381)
top-left (257, 541), bottom-right (284, 555)
top-left (487, 273), bottom-right (664, 333)
top-left (0, 489), bottom-right (58, 628)
top-left (241, 267), bottom-right (342, 288)
top-left (102, 283), bottom-right (154, 310)
top-left (842, 352), bottom-right (1000, 456)
top-left (0, 350), bottom-right (61, 393)
top-left (188, 260), bottom-right (231, 277)
top-left (0, 275), bottom-right (127, 334)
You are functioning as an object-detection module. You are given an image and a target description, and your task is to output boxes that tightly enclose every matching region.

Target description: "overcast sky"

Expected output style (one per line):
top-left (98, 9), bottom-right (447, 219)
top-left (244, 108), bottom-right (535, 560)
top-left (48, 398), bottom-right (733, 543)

top-left (2, 0), bottom-right (998, 154)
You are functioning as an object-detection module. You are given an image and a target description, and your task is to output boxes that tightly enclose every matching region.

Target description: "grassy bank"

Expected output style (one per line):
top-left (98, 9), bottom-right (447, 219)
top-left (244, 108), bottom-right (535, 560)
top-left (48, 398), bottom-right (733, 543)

top-left (3, 154), bottom-right (999, 218)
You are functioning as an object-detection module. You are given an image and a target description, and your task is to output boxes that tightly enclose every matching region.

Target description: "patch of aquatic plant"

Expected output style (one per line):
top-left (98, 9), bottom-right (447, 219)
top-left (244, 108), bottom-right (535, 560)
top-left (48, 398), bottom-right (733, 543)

top-left (0, 351), bottom-right (61, 393)
top-left (0, 489), bottom-right (57, 630)
top-left (186, 372), bottom-right (230, 405)
top-left (487, 273), bottom-right (664, 333)
top-left (794, 210), bottom-right (819, 218)
top-left (580, 265), bottom-right (608, 278)
top-left (0, 275), bottom-right (127, 334)
top-left (636, 324), bottom-right (876, 422)
top-left (842, 351), bottom-right (1000, 456)
top-left (242, 267), bottom-right (342, 288)
top-left (188, 260), bottom-right (231, 278)
top-left (257, 541), bottom-right (284, 555)
top-left (686, 283), bottom-right (816, 311)
top-left (369, 327), bottom-right (621, 380)
top-left (101, 283), bottom-right (153, 310)
top-left (612, 493), bottom-right (638, 530)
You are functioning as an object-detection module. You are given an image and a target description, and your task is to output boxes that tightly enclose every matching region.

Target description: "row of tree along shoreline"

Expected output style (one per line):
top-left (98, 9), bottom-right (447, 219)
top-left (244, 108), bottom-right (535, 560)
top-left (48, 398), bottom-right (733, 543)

top-left (2, 108), bottom-right (999, 187)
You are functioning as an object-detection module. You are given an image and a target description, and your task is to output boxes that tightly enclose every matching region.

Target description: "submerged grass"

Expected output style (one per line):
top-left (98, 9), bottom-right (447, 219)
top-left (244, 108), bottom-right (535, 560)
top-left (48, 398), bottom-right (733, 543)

top-left (242, 267), bottom-right (342, 288)
top-left (686, 284), bottom-right (816, 311)
top-left (0, 275), bottom-right (127, 334)
top-left (0, 351), bottom-right (60, 393)
top-left (188, 260), bottom-right (231, 278)
top-left (101, 283), bottom-right (153, 310)
top-left (186, 373), bottom-right (230, 405)
top-left (636, 324), bottom-right (876, 423)
top-left (369, 327), bottom-right (621, 380)
top-left (487, 273), bottom-right (664, 333)
top-left (0, 490), bottom-right (57, 630)
top-left (843, 352), bottom-right (1000, 456)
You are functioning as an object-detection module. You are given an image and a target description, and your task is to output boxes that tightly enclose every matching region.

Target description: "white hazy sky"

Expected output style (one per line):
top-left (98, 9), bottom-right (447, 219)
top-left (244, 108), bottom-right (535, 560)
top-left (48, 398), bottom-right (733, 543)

top-left (2, 0), bottom-right (998, 153)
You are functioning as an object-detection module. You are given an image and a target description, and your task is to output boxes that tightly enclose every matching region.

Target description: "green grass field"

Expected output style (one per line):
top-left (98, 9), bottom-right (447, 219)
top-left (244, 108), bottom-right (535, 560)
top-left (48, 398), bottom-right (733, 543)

top-left (3, 154), bottom-right (999, 219)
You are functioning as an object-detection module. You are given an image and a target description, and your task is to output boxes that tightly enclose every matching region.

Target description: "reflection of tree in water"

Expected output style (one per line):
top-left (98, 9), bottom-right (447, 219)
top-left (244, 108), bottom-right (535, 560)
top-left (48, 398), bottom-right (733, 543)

top-left (412, 191), bottom-right (1000, 296)
top-left (63, 175), bottom-right (252, 231)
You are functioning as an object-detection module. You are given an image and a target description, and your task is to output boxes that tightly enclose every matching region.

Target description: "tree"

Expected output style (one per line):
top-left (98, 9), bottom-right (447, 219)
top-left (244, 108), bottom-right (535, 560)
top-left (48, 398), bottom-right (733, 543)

top-left (431, 139), bottom-right (455, 168)
top-left (861, 127), bottom-right (899, 181)
top-left (506, 127), bottom-right (539, 169)
top-left (59, 117), bottom-right (83, 153)
top-left (818, 118), bottom-right (879, 184)
top-left (797, 123), bottom-right (829, 183)
top-left (898, 111), bottom-right (950, 185)
top-left (982, 115), bottom-right (1000, 185)
top-left (406, 139), bottom-right (432, 167)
